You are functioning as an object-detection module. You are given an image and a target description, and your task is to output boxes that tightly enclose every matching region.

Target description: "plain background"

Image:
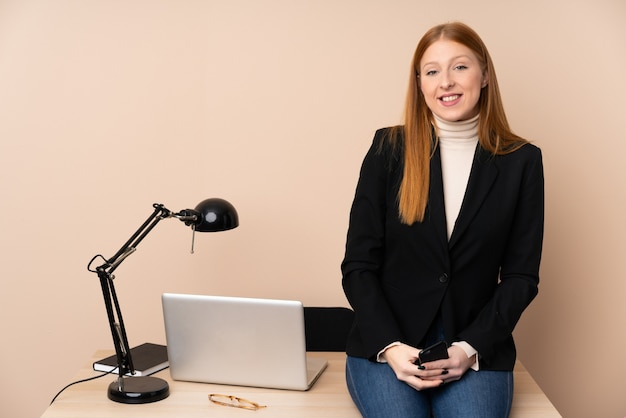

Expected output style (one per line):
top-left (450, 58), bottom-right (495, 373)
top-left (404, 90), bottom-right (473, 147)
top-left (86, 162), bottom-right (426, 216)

top-left (1, 1), bottom-right (624, 417)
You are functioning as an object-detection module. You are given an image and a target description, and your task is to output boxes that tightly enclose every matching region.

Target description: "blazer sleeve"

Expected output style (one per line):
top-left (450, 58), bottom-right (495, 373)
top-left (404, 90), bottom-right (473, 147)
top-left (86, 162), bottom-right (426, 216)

top-left (341, 130), bottom-right (404, 359)
top-left (457, 145), bottom-right (544, 364)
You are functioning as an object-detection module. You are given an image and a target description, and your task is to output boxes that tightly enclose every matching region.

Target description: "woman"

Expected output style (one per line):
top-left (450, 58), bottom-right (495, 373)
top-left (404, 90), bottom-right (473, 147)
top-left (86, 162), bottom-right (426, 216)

top-left (341, 22), bottom-right (544, 417)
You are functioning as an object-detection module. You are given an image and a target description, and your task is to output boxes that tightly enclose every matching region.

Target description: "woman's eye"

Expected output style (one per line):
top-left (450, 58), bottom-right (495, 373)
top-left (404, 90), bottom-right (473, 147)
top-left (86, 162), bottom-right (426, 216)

top-left (424, 70), bottom-right (438, 76)
top-left (454, 65), bottom-right (468, 71)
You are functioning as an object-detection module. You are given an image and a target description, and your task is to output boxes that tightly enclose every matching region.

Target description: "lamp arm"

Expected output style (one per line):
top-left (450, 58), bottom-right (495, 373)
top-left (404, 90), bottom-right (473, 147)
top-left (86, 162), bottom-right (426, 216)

top-left (104, 204), bottom-right (170, 275)
top-left (90, 203), bottom-right (179, 379)
top-left (96, 269), bottom-right (133, 377)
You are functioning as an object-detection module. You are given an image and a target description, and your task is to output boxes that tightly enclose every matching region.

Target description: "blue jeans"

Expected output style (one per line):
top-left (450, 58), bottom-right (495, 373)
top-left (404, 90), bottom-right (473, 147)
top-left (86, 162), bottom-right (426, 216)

top-left (346, 355), bottom-right (513, 418)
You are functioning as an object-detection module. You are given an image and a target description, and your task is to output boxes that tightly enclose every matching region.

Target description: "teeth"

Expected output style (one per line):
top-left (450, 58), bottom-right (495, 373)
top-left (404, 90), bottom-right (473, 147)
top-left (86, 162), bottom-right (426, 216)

top-left (441, 95), bottom-right (459, 102)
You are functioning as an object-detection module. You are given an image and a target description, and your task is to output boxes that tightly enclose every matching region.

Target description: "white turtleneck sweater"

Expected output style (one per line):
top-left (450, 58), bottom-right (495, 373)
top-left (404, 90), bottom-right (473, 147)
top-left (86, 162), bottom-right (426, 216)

top-left (434, 113), bottom-right (480, 370)
top-left (434, 113), bottom-right (479, 240)
top-left (378, 114), bottom-right (480, 370)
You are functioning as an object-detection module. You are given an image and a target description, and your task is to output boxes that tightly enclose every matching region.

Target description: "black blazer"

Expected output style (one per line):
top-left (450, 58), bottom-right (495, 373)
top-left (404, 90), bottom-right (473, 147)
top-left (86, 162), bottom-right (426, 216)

top-left (341, 128), bottom-right (544, 371)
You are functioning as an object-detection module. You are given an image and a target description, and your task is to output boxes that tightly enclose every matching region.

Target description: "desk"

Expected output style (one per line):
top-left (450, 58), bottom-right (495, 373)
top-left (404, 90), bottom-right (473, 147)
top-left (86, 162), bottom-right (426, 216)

top-left (42, 351), bottom-right (560, 417)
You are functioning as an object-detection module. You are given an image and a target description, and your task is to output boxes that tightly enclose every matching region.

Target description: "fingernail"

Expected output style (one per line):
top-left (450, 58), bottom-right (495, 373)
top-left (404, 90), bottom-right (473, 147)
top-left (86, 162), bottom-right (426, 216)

top-left (441, 369), bottom-right (448, 375)
top-left (418, 365), bottom-right (426, 370)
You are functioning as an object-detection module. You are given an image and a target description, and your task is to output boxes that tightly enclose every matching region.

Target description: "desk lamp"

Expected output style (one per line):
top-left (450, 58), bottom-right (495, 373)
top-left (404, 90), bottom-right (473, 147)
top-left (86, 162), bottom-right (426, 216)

top-left (87, 198), bottom-right (239, 403)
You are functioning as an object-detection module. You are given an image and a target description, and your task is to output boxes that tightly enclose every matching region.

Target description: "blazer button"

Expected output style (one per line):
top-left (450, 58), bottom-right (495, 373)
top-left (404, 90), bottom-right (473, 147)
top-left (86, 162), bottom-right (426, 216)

top-left (438, 273), bottom-right (449, 284)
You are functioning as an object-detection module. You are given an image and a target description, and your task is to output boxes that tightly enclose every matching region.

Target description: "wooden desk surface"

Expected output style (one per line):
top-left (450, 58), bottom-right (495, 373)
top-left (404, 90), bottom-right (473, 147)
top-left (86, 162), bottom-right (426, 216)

top-left (42, 351), bottom-right (560, 417)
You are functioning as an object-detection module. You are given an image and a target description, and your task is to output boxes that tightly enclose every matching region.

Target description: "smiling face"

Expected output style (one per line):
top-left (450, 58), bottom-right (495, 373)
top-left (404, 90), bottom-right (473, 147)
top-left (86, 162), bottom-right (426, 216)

top-left (419, 39), bottom-right (488, 122)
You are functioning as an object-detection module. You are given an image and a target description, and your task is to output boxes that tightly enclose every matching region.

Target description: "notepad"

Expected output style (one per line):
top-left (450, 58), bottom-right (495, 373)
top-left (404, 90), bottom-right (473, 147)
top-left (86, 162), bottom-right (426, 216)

top-left (92, 342), bottom-right (169, 376)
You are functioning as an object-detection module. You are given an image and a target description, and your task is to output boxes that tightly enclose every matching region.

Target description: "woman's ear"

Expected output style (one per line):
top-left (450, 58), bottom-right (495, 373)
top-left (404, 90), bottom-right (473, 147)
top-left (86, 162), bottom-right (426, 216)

top-left (482, 71), bottom-right (489, 88)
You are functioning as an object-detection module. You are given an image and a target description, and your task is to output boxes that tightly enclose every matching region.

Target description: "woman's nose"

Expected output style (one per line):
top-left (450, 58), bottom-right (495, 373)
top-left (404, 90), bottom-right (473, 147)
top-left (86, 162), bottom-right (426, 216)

top-left (440, 72), bottom-right (454, 88)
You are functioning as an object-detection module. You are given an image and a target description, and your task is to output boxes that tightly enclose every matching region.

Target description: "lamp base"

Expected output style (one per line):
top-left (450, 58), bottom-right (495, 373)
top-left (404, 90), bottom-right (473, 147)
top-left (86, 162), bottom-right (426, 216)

top-left (108, 376), bottom-right (170, 404)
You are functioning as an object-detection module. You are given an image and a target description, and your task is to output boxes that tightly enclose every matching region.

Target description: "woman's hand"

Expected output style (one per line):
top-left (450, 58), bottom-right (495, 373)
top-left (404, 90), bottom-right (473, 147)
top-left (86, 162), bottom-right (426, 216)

top-left (419, 345), bottom-right (476, 385)
top-left (381, 343), bottom-right (444, 391)
top-left (381, 343), bottom-right (476, 390)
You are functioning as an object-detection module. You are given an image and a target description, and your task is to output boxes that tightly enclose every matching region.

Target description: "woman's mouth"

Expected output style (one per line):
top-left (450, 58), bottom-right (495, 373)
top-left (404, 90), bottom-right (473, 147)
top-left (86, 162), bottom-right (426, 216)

top-left (440, 94), bottom-right (460, 102)
top-left (439, 94), bottom-right (461, 106)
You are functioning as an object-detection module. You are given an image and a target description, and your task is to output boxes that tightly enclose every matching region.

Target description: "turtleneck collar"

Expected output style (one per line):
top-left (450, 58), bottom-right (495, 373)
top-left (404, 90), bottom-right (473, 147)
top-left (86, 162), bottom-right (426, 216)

top-left (433, 113), bottom-right (479, 142)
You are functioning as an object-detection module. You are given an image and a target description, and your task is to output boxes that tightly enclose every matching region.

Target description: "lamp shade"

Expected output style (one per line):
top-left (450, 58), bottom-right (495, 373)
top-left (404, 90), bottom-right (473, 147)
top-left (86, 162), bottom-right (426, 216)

top-left (192, 198), bottom-right (239, 232)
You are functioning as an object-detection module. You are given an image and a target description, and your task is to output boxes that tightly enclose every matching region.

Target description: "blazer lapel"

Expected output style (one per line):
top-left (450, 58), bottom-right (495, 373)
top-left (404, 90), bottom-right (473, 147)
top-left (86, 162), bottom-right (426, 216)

top-left (449, 146), bottom-right (499, 248)
top-left (428, 145), bottom-right (450, 252)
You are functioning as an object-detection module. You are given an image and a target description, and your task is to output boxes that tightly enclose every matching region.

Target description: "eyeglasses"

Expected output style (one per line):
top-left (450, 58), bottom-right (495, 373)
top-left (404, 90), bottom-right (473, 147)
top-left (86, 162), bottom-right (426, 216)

top-left (208, 393), bottom-right (267, 411)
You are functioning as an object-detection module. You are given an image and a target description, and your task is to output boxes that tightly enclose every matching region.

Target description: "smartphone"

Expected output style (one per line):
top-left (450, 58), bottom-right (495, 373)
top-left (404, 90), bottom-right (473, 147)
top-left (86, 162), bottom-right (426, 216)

top-left (416, 341), bottom-right (449, 365)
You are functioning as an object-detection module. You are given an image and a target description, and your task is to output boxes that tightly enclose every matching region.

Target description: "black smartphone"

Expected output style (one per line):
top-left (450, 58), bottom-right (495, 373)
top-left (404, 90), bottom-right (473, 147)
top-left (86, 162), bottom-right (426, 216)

top-left (416, 341), bottom-right (449, 365)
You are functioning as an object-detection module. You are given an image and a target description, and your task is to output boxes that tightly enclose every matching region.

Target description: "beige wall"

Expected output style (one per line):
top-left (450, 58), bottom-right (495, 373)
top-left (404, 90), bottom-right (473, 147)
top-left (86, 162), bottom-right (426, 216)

top-left (1, 1), bottom-right (624, 417)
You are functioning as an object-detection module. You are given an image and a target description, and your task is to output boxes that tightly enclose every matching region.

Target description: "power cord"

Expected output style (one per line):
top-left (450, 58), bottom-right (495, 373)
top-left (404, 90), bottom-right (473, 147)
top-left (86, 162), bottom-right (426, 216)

top-left (50, 368), bottom-right (117, 405)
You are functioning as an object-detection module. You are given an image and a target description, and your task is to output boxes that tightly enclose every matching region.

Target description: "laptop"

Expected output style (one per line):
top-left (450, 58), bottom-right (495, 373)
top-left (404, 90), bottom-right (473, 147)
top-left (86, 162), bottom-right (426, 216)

top-left (161, 293), bottom-right (328, 391)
